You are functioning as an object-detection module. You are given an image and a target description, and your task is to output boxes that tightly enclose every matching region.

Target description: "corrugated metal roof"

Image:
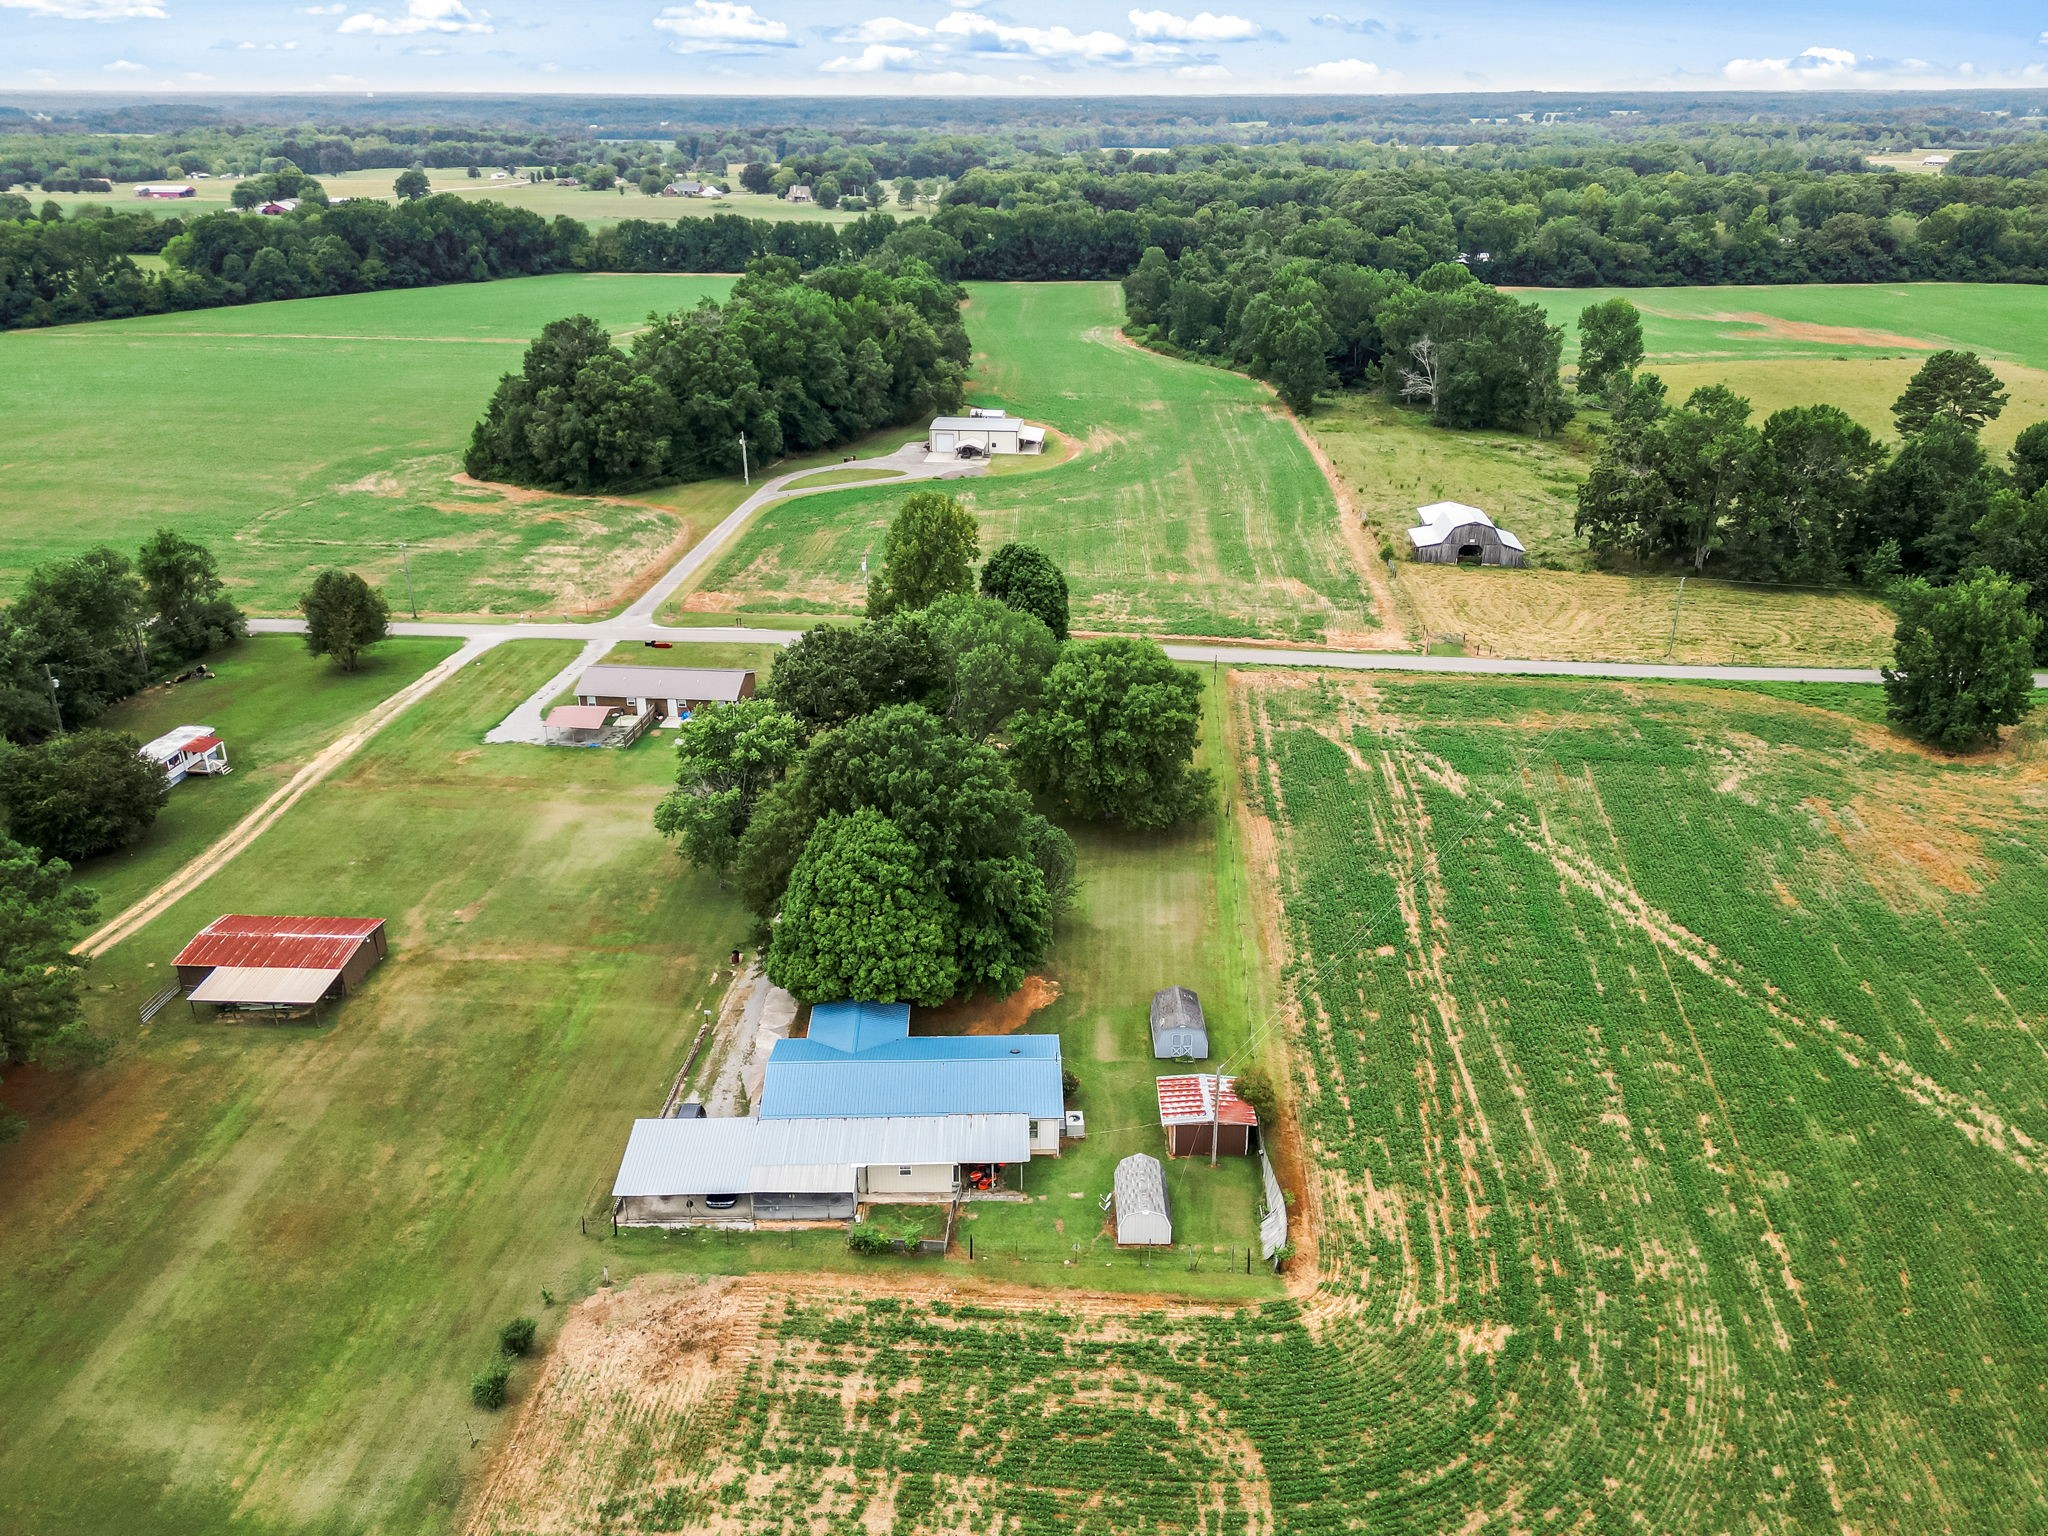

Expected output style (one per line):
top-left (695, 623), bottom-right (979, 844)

top-left (930, 416), bottom-right (1024, 431)
top-left (762, 1035), bottom-right (1064, 1120)
top-left (806, 1001), bottom-right (912, 1054)
top-left (1114, 1153), bottom-right (1169, 1217)
top-left (140, 724), bottom-right (219, 763)
top-left (1407, 501), bottom-right (1527, 552)
top-left (1157, 1074), bottom-right (1258, 1127)
top-left (545, 705), bottom-right (616, 729)
top-left (611, 1114), bottom-right (1031, 1198)
top-left (174, 915), bottom-right (384, 971)
top-left (575, 665), bottom-right (752, 702)
top-left (186, 965), bottom-right (335, 1005)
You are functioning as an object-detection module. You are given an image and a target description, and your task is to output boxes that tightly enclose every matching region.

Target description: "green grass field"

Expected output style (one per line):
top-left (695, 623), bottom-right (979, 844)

top-left (64, 634), bottom-right (461, 916)
top-left (34, 176), bottom-right (881, 229)
top-left (1515, 281), bottom-right (2048, 450)
top-left (679, 283), bottom-right (1375, 644)
top-left (0, 274), bottom-right (739, 615)
top-left (0, 640), bottom-right (758, 1536)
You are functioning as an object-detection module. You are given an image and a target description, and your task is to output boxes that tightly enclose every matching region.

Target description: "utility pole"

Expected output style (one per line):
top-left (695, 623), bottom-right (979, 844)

top-left (1665, 575), bottom-right (1688, 660)
top-left (1209, 1072), bottom-right (1221, 1170)
top-left (399, 542), bottom-right (419, 620)
top-left (739, 432), bottom-right (749, 486)
top-left (132, 622), bottom-right (149, 674)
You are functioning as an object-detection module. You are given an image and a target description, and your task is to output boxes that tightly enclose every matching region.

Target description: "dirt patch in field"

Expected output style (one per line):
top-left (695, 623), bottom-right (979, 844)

top-left (1710, 311), bottom-right (1938, 352)
top-left (1804, 791), bottom-right (1990, 907)
top-left (917, 974), bottom-right (1061, 1036)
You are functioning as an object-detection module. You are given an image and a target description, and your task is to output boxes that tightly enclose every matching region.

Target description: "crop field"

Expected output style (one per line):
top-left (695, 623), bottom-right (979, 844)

top-left (0, 640), bottom-right (758, 1536)
top-left (1310, 394), bottom-right (1897, 664)
top-left (469, 669), bottom-right (2048, 1534)
top-left (0, 274), bottom-right (742, 614)
top-left (1514, 281), bottom-right (2048, 451)
top-left (679, 282), bottom-right (1383, 645)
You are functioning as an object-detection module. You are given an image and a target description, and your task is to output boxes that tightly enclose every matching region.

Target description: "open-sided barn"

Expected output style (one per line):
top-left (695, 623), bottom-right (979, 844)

top-left (1157, 1073), bottom-right (1259, 1158)
top-left (174, 914), bottom-right (387, 1015)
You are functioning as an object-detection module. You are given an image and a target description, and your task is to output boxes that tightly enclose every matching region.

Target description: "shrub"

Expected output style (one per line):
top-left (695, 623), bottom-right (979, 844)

top-left (1234, 1067), bottom-right (1278, 1122)
top-left (469, 1356), bottom-right (511, 1410)
top-left (847, 1225), bottom-right (896, 1256)
top-left (498, 1316), bottom-right (537, 1356)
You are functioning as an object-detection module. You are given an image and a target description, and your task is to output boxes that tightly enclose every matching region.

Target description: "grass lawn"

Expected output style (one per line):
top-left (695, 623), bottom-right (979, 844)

top-left (1307, 392), bottom-right (1897, 664)
top-left (63, 634), bottom-right (461, 916)
top-left (0, 639), bottom-right (756, 1536)
top-left (0, 274), bottom-right (739, 615)
top-left (1513, 281), bottom-right (2048, 451)
top-left (677, 282), bottom-right (1375, 645)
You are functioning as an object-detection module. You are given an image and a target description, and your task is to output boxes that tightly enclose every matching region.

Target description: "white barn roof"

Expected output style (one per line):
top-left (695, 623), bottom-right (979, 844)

top-left (611, 1114), bottom-right (1031, 1198)
top-left (930, 415), bottom-right (1025, 432)
top-left (1407, 501), bottom-right (1527, 552)
top-left (575, 665), bottom-right (752, 702)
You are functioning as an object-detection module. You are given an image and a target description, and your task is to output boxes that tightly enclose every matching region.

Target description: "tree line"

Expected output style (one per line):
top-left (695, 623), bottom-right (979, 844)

top-left (656, 493), bottom-right (1210, 1005)
top-left (465, 258), bottom-right (968, 492)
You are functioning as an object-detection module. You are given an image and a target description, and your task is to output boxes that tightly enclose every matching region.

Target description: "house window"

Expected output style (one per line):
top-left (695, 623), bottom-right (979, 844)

top-left (1028, 1120), bottom-right (1039, 1139)
top-left (898, 1166), bottom-right (913, 1177)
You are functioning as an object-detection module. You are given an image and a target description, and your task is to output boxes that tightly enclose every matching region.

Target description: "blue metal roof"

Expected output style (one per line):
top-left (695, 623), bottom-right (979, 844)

top-left (804, 1001), bottom-right (911, 1054)
top-left (761, 1034), bottom-right (1065, 1120)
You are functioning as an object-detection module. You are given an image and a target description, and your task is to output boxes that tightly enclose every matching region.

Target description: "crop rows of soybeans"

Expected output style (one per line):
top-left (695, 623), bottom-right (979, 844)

top-left (496, 673), bottom-right (2048, 1535)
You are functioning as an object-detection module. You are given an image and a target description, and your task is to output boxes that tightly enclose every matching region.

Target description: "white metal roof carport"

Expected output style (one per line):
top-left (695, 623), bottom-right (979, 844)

top-left (186, 965), bottom-right (339, 1006)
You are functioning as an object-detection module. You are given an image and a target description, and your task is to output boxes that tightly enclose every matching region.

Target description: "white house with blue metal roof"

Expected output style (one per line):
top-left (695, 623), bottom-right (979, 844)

top-left (761, 1001), bottom-right (1066, 1157)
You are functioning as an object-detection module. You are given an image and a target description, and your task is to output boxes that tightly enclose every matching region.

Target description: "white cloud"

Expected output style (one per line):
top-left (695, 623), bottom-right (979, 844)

top-left (820, 42), bottom-right (918, 71)
top-left (1309, 12), bottom-right (1383, 33)
top-left (652, 0), bottom-right (791, 52)
top-left (1128, 8), bottom-right (1259, 43)
top-left (834, 15), bottom-right (927, 43)
top-left (102, 56), bottom-right (145, 69)
top-left (1171, 61), bottom-right (1229, 78)
top-left (302, 3), bottom-right (344, 11)
top-left (1295, 56), bottom-right (1390, 87)
top-left (1721, 45), bottom-right (1860, 86)
top-left (337, 0), bottom-right (489, 35)
top-left (935, 11), bottom-right (1176, 65)
top-left (1, 0), bottom-right (165, 19)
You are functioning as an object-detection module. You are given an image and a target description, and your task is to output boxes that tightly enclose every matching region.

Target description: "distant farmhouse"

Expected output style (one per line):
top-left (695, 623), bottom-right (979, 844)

top-left (1405, 501), bottom-right (1527, 568)
top-left (572, 664), bottom-right (755, 724)
top-left (611, 1000), bottom-right (1069, 1227)
top-left (786, 184), bottom-right (814, 203)
top-left (926, 410), bottom-right (1045, 459)
top-left (135, 184), bottom-right (196, 199)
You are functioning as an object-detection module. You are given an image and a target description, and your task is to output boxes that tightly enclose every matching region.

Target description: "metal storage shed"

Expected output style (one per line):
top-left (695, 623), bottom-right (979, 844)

top-left (1150, 986), bottom-right (1209, 1059)
top-left (1113, 1153), bottom-right (1172, 1246)
top-left (1157, 1073), bottom-right (1259, 1158)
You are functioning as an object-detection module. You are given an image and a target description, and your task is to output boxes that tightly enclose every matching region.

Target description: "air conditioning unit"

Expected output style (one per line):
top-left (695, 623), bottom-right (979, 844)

top-left (1064, 1109), bottom-right (1086, 1140)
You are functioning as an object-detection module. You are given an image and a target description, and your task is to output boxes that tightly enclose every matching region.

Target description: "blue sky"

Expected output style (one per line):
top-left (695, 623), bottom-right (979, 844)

top-left (3, 0), bottom-right (2045, 96)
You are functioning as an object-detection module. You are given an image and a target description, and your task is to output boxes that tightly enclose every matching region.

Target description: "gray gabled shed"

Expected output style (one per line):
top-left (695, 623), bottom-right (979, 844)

top-left (1113, 1153), bottom-right (1172, 1246)
top-left (1150, 986), bottom-right (1209, 1060)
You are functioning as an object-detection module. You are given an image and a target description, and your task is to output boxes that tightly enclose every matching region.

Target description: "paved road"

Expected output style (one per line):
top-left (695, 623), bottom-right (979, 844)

top-left (248, 619), bottom-right (2048, 690)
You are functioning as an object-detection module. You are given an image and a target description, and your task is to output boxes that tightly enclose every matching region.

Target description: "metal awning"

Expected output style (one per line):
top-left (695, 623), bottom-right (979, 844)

top-left (545, 705), bottom-right (616, 730)
top-left (187, 965), bottom-right (338, 1005)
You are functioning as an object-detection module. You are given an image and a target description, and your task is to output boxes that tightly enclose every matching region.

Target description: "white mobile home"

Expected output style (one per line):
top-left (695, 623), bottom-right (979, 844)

top-left (139, 724), bottom-right (230, 786)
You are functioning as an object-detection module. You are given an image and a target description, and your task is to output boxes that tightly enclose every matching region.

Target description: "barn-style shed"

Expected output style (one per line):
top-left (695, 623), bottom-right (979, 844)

top-left (1405, 501), bottom-right (1527, 567)
top-left (1150, 986), bottom-right (1209, 1059)
top-left (1113, 1153), bottom-right (1172, 1246)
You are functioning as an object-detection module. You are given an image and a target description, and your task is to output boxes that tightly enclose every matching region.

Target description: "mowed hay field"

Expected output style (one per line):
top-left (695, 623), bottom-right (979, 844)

top-left (0, 274), bottom-right (740, 615)
top-left (1515, 281), bottom-right (2048, 452)
top-left (0, 640), bottom-right (755, 1536)
top-left (1312, 395), bottom-right (1896, 664)
top-left (467, 671), bottom-right (2048, 1535)
top-left (679, 282), bottom-right (1379, 645)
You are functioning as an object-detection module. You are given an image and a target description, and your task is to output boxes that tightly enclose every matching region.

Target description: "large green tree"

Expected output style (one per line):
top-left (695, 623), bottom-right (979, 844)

top-left (736, 705), bottom-right (1057, 996)
top-left (867, 490), bottom-right (979, 618)
top-left (300, 569), bottom-right (390, 673)
top-left (1974, 487), bottom-right (2048, 662)
top-left (1883, 569), bottom-right (2040, 750)
top-left (1013, 637), bottom-right (1214, 830)
top-left (1720, 404), bottom-right (1882, 583)
top-left (393, 167), bottom-right (431, 201)
top-left (1576, 384), bottom-right (1757, 572)
top-left (137, 528), bottom-right (245, 663)
top-left (1575, 297), bottom-right (1644, 399)
top-left (0, 833), bottom-right (100, 1140)
top-left (653, 697), bottom-right (807, 882)
top-left (764, 808), bottom-right (959, 1005)
top-left (1860, 416), bottom-right (1996, 578)
top-left (768, 619), bottom-right (946, 732)
top-left (2008, 420), bottom-right (2048, 498)
top-left (980, 542), bottom-right (1070, 641)
top-left (0, 728), bottom-right (166, 863)
top-left (916, 593), bottom-right (1058, 742)
top-left (7, 546), bottom-right (147, 732)
top-left (1892, 350), bottom-right (2009, 437)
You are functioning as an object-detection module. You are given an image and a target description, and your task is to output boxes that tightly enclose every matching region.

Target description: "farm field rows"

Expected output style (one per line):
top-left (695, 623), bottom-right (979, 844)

top-left (679, 282), bottom-right (1382, 646)
top-left (471, 670), bottom-right (2048, 1533)
top-left (1309, 394), bottom-right (1898, 664)
top-left (1514, 281), bottom-right (2048, 451)
top-left (0, 274), bottom-right (740, 614)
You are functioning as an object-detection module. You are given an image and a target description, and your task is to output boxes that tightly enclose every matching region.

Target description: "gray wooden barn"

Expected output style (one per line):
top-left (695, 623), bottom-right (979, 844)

top-left (1150, 985), bottom-right (1209, 1059)
top-left (1405, 501), bottom-right (1527, 567)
